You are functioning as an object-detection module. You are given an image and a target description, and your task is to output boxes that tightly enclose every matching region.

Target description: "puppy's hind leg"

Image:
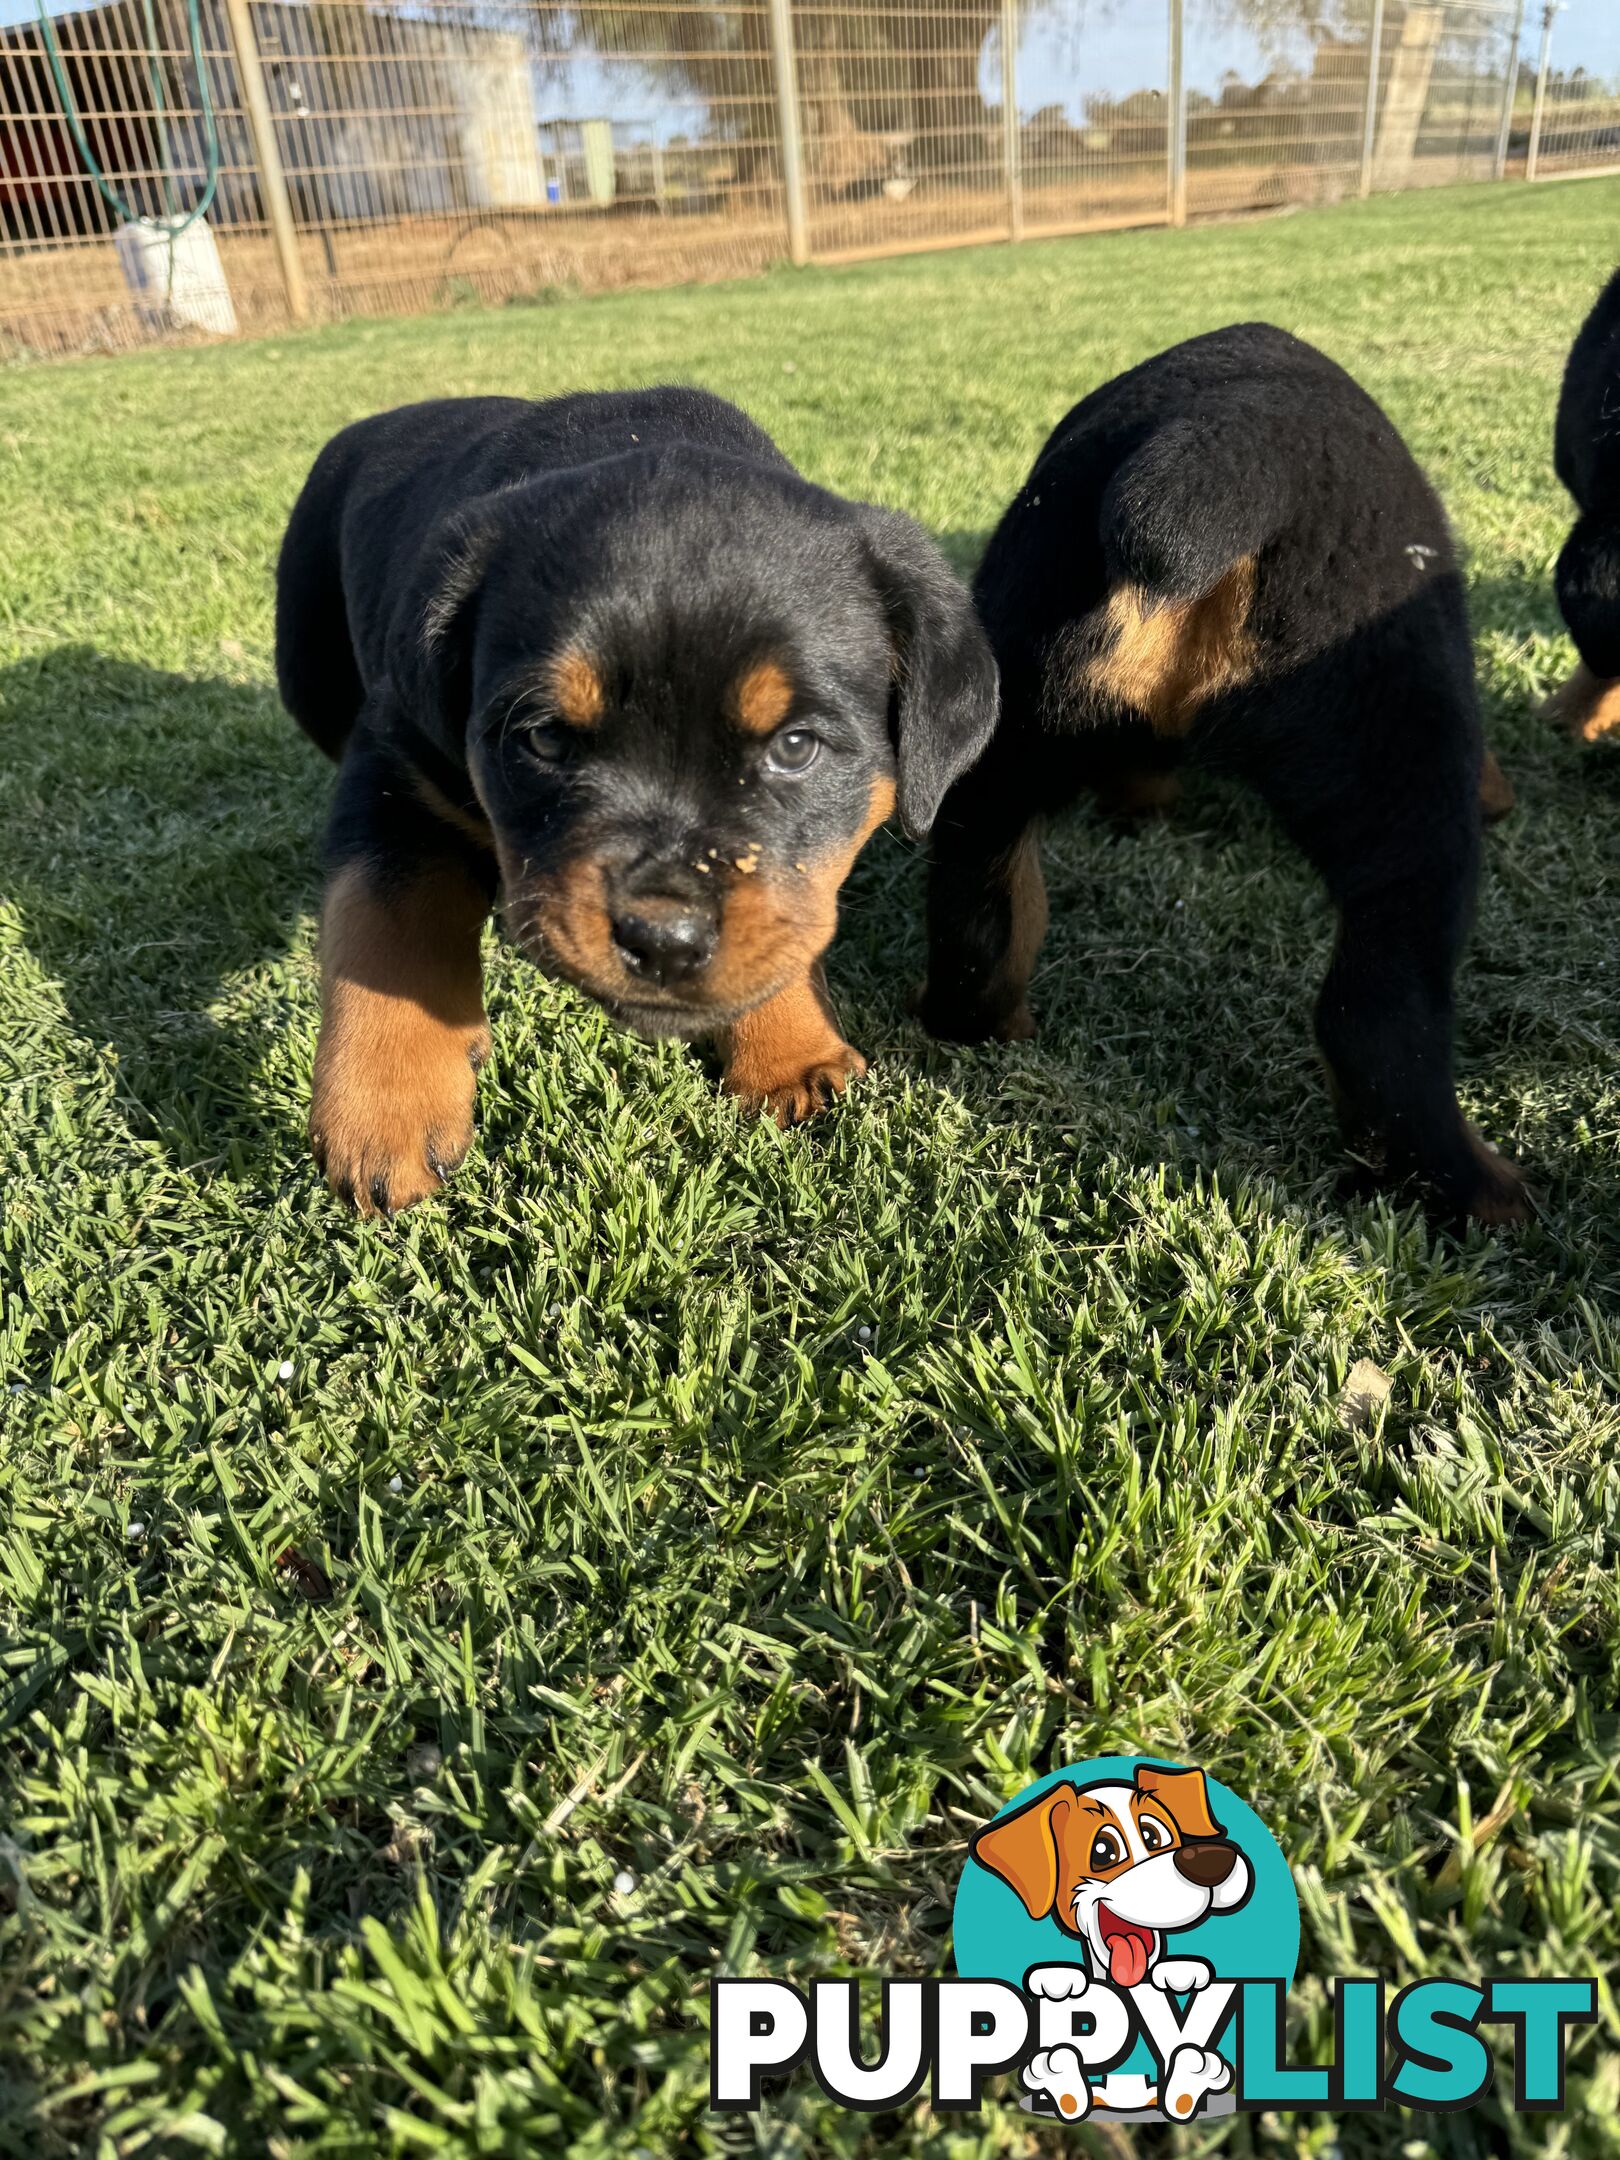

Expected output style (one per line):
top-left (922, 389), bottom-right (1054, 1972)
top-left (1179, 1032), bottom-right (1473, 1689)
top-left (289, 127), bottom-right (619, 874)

top-left (1313, 871), bottom-right (1527, 1225)
top-left (917, 699), bottom-right (1070, 1045)
top-left (918, 812), bottom-right (1047, 1045)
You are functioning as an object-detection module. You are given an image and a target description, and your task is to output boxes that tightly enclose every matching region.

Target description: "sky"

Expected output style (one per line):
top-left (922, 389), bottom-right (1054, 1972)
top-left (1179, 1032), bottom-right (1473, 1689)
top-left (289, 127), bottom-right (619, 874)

top-left (2, 0), bottom-right (1615, 134)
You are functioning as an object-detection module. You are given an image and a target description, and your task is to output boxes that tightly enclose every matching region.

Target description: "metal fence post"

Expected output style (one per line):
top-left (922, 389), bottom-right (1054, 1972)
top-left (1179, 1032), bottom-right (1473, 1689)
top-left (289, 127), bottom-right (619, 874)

top-left (1001, 0), bottom-right (1022, 242)
top-left (1493, 0), bottom-right (1526, 180)
top-left (1167, 0), bottom-right (1186, 227)
top-left (766, 0), bottom-right (810, 266)
top-left (220, 0), bottom-right (308, 322)
top-left (1358, 0), bottom-right (1386, 197)
top-left (1525, 1), bottom-right (1557, 182)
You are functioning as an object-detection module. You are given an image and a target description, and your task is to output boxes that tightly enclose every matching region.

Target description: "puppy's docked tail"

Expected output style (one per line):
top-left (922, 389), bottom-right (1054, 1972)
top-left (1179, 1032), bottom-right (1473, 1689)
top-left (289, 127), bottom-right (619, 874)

top-left (1083, 417), bottom-right (1294, 734)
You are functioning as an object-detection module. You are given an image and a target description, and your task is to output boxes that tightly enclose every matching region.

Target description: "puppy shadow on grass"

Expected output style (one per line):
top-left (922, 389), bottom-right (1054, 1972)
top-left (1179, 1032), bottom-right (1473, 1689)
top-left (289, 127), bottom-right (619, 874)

top-left (0, 647), bottom-right (325, 1169)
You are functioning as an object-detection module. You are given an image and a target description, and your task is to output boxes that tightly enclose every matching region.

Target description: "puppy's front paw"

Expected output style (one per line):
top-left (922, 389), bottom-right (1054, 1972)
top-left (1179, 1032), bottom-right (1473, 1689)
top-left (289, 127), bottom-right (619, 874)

top-left (726, 1038), bottom-right (866, 1126)
top-left (913, 979), bottom-right (1035, 1045)
top-left (1462, 1131), bottom-right (1531, 1228)
top-left (1542, 663), bottom-right (1620, 744)
top-left (721, 972), bottom-right (865, 1127)
top-left (310, 1018), bottom-right (488, 1217)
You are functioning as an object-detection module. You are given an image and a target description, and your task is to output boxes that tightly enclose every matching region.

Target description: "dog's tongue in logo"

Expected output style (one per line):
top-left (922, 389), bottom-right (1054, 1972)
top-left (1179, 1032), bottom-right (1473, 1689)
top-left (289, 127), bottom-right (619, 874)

top-left (1097, 1906), bottom-right (1153, 1989)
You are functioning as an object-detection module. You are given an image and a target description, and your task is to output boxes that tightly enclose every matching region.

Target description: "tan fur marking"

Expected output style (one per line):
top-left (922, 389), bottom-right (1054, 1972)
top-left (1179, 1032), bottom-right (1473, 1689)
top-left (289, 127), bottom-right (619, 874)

top-left (988, 831), bottom-right (1046, 1042)
top-left (1084, 558), bottom-right (1257, 736)
top-left (309, 862), bottom-right (490, 1216)
top-left (1543, 661), bottom-right (1620, 744)
top-left (734, 658), bottom-right (795, 736)
top-left (1477, 748), bottom-right (1515, 823)
top-left (714, 778), bottom-right (893, 1113)
top-left (505, 774), bottom-right (894, 1086)
top-left (721, 963), bottom-right (865, 1125)
top-left (547, 648), bottom-right (605, 728)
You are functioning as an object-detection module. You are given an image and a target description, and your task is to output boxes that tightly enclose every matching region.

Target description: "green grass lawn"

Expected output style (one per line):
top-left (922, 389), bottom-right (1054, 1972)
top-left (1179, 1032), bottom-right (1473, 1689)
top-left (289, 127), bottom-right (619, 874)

top-left (3, 178), bottom-right (1619, 2158)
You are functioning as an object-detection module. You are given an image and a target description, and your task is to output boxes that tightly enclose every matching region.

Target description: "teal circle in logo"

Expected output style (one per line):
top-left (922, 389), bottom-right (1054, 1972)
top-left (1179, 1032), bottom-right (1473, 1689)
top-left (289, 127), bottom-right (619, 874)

top-left (952, 1756), bottom-right (1298, 2089)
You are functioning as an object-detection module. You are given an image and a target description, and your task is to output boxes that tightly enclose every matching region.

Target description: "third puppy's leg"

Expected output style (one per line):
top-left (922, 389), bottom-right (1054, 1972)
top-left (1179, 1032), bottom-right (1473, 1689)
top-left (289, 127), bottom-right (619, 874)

top-left (919, 808), bottom-right (1047, 1044)
top-left (918, 707), bottom-right (1067, 1044)
top-left (1311, 866), bottom-right (1527, 1224)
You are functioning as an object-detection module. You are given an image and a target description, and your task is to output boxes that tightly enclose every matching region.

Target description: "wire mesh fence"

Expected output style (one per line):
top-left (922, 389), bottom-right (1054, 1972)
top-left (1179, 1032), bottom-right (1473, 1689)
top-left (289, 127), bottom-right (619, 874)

top-left (0, 0), bottom-right (1614, 359)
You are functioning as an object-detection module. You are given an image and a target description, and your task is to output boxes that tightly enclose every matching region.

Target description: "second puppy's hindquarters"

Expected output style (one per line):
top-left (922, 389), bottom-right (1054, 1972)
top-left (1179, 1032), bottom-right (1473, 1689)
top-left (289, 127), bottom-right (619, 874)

top-left (1548, 264), bottom-right (1620, 745)
top-left (277, 386), bottom-right (997, 1215)
top-left (920, 322), bottom-right (1527, 1225)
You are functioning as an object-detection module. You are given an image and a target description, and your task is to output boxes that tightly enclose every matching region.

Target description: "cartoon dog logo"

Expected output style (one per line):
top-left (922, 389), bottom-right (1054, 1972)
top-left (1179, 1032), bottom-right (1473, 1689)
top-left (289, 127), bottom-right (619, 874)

top-left (970, 1764), bottom-right (1252, 2121)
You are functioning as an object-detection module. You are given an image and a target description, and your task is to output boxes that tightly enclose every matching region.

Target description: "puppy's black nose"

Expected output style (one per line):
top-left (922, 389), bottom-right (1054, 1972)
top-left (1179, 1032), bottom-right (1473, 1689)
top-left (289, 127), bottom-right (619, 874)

top-left (611, 906), bottom-right (715, 987)
top-left (1173, 1840), bottom-right (1237, 1887)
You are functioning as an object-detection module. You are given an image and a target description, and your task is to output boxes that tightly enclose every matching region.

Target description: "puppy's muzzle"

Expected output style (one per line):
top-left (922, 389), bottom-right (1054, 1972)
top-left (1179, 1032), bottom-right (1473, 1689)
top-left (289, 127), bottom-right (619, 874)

top-left (610, 897), bottom-right (717, 988)
top-left (1172, 1839), bottom-right (1238, 1888)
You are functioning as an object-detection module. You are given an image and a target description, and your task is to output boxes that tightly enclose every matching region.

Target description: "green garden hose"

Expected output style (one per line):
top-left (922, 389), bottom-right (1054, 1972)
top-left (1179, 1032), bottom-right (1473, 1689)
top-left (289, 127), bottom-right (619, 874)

top-left (33, 0), bottom-right (222, 237)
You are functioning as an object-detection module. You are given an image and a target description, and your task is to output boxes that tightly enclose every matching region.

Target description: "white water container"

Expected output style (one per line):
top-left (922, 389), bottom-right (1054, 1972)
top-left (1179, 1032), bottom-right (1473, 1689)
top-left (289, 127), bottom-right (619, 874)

top-left (114, 216), bottom-right (238, 338)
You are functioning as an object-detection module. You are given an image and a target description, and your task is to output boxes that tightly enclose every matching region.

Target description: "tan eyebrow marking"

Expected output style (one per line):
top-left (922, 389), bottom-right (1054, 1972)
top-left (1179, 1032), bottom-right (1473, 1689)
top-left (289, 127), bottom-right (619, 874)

top-left (734, 657), bottom-right (795, 736)
top-left (546, 648), bottom-right (605, 729)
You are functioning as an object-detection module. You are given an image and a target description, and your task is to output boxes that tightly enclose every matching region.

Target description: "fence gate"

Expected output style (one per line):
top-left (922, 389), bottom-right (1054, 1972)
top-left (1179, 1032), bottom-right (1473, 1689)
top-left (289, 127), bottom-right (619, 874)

top-left (0, 0), bottom-right (1612, 358)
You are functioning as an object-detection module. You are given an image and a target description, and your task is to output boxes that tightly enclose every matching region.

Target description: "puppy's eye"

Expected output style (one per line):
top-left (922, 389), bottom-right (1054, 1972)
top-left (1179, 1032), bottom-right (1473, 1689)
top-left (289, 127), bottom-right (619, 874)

top-left (765, 726), bottom-right (821, 776)
top-left (518, 720), bottom-right (569, 763)
top-left (1140, 1817), bottom-right (1170, 1852)
top-left (1089, 1828), bottom-right (1125, 1870)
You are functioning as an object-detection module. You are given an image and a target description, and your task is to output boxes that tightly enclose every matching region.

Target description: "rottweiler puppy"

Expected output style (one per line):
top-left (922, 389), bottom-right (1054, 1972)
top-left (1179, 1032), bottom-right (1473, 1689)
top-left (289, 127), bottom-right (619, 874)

top-left (919, 324), bottom-right (1527, 1224)
top-left (277, 387), bottom-right (996, 1213)
top-left (1548, 264), bottom-right (1620, 743)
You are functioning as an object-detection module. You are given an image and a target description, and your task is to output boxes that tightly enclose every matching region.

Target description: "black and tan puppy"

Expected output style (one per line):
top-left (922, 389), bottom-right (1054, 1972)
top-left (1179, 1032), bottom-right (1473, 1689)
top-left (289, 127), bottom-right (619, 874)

top-left (919, 324), bottom-right (1526, 1223)
top-left (1548, 264), bottom-right (1620, 744)
top-left (277, 387), bottom-right (996, 1213)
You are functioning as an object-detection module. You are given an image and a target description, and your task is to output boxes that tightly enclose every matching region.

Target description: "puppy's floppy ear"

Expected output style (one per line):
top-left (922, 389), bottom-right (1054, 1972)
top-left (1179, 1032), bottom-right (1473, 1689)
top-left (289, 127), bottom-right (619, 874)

top-left (858, 506), bottom-right (999, 840)
top-left (970, 1785), bottom-right (1072, 1921)
top-left (386, 504), bottom-right (501, 756)
top-left (1135, 1764), bottom-right (1222, 1842)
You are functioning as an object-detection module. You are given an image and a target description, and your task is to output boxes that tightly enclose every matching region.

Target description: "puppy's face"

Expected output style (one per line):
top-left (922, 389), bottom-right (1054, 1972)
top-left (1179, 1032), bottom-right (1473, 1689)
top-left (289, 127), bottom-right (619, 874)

top-left (401, 455), bottom-right (997, 1037)
top-left (971, 1767), bottom-right (1253, 1988)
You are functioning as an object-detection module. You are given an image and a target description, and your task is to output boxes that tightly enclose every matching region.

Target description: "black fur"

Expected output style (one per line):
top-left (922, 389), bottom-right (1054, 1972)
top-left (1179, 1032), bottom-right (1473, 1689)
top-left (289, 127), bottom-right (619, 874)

top-left (921, 324), bottom-right (1525, 1223)
top-left (1553, 266), bottom-right (1620, 681)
